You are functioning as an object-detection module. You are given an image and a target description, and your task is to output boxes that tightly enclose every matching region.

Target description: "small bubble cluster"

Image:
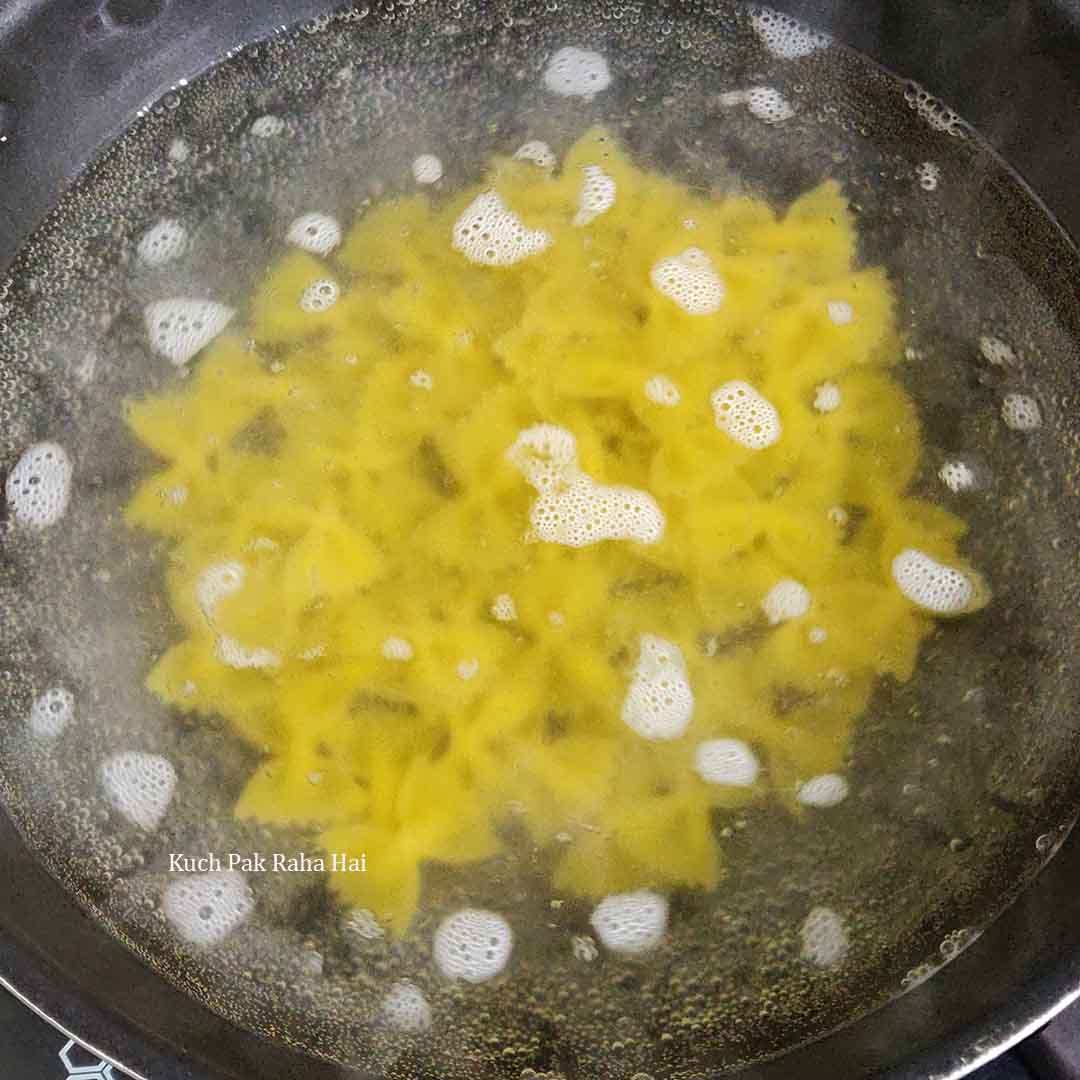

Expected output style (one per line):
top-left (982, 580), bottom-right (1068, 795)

top-left (137, 218), bottom-right (188, 266)
top-left (694, 738), bottom-right (759, 786)
top-left (750, 7), bottom-right (830, 58)
top-left (813, 381), bottom-right (842, 412)
top-left (904, 83), bottom-right (965, 136)
top-left (622, 634), bottom-right (694, 741)
top-left (514, 140), bottom-right (557, 169)
top-left (300, 278), bottom-right (340, 313)
top-left (712, 381), bottom-right (782, 449)
top-left (196, 561), bottom-right (245, 617)
top-left (409, 369), bottom-right (434, 390)
top-left (5, 442), bottom-right (72, 528)
top-left (144, 298), bottom-right (235, 366)
top-left (433, 908), bottom-right (513, 983)
top-left (543, 46), bottom-right (612, 99)
top-left (917, 162), bottom-right (941, 191)
top-left (1001, 393), bottom-right (1042, 431)
top-left (800, 906), bottom-right (850, 967)
top-left (490, 594), bottom-right (517, 622)
top-left (29, 687), bottom-right (75, 739)
top-left (651, 247), bottom-right (726, 315)
top-left (590, 890), bottom-right (668, 955)
top-left (573, 165), bottom-right (617, 227)
top-left (162, 871), bottom-right (254, 947)
top-left (827, 300), bottom-right (854, 325)
top-left (980, 335), bottom-right (1017, 367)
top-left (250, 114), bottom-right (285, 138)
top-left (215, 634), bottom-right (281, 670)
top-left (412, 153), bottom-right (444, 185)
top-left (797, 773), bottom-right (849, 807)
top-left (508, 425), bottom-right (666, 548)
top-left (891, 548), bottom-right (979, 614)
top-left (762, 579), bottom-right (812, 624)
top-left (452, 191), bottom-right (552, 267)
top-left (644, 374), bottom-right (681, 407)
top-left (381, 636), bottom-right (414, 661)
top-left (286, 212), bottom-right (342, 256)
top-left (938, 460), bottom-right (977, 493)
top-left (100, 751), bottom-right (177, 831)
top-left (747, 86), bottom-right (797, 124)
top-left (380, 980), bottom-right (433, 1032)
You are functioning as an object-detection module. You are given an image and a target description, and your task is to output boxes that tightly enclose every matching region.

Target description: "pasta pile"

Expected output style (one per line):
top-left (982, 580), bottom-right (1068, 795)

top-left (126, 128), bottom-right (978, 932)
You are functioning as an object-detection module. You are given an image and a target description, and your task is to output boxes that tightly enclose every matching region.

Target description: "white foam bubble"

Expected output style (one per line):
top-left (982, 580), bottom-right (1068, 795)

top-left (99, 751), bottom-right (177, 831)
top-left (590, 890), bottom-right (668, 956)
top-left (196, 561), bottom-right (246, 618)
top-left (412, 153), bottom-right (444, 185)
top-left (215, 635), bottom-right (281, 671)
top-left (572, 934), bottom-right (599, 962)
top-left (694, 739), bottom-right (759, 786)
top-left (827, 300), bottom-right (854, 325)
top-left (530, 476), bottom-right (666, 548)
top-left (381, 636), bottom-right (414, 661)
top-left (717, 89), bottom-right (750, 108)
top-left (808, 626), bottom-right (829, 645)
top-left (29, 687), bottom-right (75, 738)
top-left (712, 381), bottom-right (782, 450)
top-left (514, 140), bottom-right (557, 169)
top-left (286, 212), bottom-right (342, 256)
top-left (5, 442), bottom-right (72, 528)
top-left (904, 84), bottom-right (964, 137)
top-left (747, 86), bottom-right (796, 124)
top-left (1001, 393), bottom-right (1042, 431)
top-left (938, 460), bottom-right (976, 493)
top-left (409, 369), bottom-right (434, 390)
top-left (380, 980), bottom-right (432, 1032)
top-left (917, 161), bottom-right (941, 191)
top-left (573, 165), bottom-right (617, 227)
top-left (980, 335), bottom-right (1017, 368)
top-left (433, 908), bottom-right (513, 982)
top-left (457, 658), bottom-right (480, 681)
top-left (250, 114), bottom-right (284, 138)
top-left (300, 278), bottom-right (340, 314)
top-left (507, 424), bottom-right (665, 547)
top-left (891, 548), bottom-right (977, 614)
top-left (813, 382), bottom-right (842, 413)
top-left (622, 634), bottom-right (694, 741)
top-left (491, 594), bottom-right (517, 622)
top-left (343, 907), bottom-right (385, 940)
top-left (137, 219), bottom-right (188, 267)
top-left (762, 579), bottom-right (812, 625)
top-left (506, 424), bottom-right (580, 495)
top-left (543, 46), bottom-right (612, 99)
top-left (145, 299), bottom-right (235, 367)
top-left (750, 7), bottom-right (830, 58)
top-left (168, 137), bottom-right (191, 163)
top-left (801, 906), bottom-right (849, 967)
top-left (644, 375), bottom-right (681, 407)
top-left (547, 610), bottom-right (566, 627)
top-left (651, 248), bottom-right (726, 315)
top-left (162, 870), bottom-right (254, 947)
top-left (827, 505), bottom-right (849, 527)
top-left (452, 191), bottom-right (552, 267)
top-left (797, 773), bottom-right (849, 807)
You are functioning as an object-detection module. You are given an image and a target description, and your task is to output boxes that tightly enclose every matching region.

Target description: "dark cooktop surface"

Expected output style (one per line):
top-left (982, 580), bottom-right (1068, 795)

top-left (4, 980), bottom-right (1080, 1080)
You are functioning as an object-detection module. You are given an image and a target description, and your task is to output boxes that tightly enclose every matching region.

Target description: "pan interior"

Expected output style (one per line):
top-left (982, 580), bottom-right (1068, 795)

top-left (1, 3), bottom-right (1079, 1076)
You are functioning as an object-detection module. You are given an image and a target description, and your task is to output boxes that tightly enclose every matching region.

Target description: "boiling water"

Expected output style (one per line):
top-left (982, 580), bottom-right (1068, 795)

top-left (1, 3), bottom-right (1079, 1077)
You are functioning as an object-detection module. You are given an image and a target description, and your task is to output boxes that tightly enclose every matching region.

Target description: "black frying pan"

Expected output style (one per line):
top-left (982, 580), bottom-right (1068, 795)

top-left (1, 2), bottom-right (1079, 1078)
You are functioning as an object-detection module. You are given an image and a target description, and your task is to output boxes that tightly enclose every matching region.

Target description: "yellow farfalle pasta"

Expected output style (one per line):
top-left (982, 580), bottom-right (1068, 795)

top-left (125, 127), bottom-right (980, 934)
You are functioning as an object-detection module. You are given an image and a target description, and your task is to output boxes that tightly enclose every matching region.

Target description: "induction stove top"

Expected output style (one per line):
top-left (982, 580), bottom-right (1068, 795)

top-left (4, 979), bottom-right (1080, 1080)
